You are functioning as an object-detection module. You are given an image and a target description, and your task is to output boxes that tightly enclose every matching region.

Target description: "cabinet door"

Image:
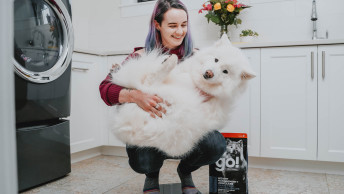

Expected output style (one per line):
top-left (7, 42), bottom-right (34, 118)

top-left (261, 46), bottom-right (317, 160)
top-left (106, 55), bottom-right (128, 147)
top-left (318, 44), bottom-right (344, 162)
top-left (70, 53), bottom-right (106, 153)
top-left (222, 48), bottom-right (261, 157)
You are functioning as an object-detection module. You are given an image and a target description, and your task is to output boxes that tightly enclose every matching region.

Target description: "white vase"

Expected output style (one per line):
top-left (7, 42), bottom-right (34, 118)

top-left (240, 36), bottom-right (254, 42)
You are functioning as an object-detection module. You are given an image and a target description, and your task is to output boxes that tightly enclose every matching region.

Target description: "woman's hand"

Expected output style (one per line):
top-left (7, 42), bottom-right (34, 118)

top-left (198, 89), bottom-right (213, 102)
top-left (119, 89), bottom-right (167, 118)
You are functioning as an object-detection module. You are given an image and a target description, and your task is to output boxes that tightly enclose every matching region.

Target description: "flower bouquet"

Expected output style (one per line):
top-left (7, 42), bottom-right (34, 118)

top-left (199, 0), bottom-right (251, 37)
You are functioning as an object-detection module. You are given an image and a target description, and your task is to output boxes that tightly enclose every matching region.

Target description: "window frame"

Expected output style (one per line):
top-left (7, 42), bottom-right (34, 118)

top-left (119, 0), bottom-right (204, 18)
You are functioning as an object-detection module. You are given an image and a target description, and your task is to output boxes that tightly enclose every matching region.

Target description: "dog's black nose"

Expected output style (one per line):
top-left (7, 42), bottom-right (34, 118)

top-left (203, 70), bottom-right (214, 79)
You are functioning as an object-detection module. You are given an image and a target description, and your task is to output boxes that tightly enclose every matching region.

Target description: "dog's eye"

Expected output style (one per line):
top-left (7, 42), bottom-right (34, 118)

top-left (215, 58), bottom-right (219, 63)
top-left (223, 70), bottom-right (228, 74)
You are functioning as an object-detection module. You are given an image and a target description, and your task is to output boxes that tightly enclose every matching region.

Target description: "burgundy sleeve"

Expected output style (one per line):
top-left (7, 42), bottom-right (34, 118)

top-left (99, 73), bottom-right (123, 106)
top-left (99, 51), bottom-right (141, 106)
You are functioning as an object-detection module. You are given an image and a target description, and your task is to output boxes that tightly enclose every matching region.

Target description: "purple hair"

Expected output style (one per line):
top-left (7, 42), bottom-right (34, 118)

top-left (145, 0), bottom-right (193, 59)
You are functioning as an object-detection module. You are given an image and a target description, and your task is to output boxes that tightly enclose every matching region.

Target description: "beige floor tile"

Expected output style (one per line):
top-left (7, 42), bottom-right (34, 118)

top-left (190, 165), bottom-right (209, 193)
top-left (58, 170), bottom-right (137, 193)
top-left (21, 185), bottom-right (72, 194)
top-left (21, 156), bottom-right (138, 194)
top-left (104, 174), bottom-right (146, 194)
top-left (160, 159), bottom-right (209, 193)
top-left (248, 168), bottom-right (329, 194)
top-left (159, 159), bottom-right (180, 184)
top-left (22, 155), bottom-right (341, 194)
top-left (71, 155), bottom-right (131, 175)
top-left (106, 159), bottom-right (209, 193)
top-left (326, 174), bottom-right (344, 194)
top-left (51, 175), bottom-right (110, 194)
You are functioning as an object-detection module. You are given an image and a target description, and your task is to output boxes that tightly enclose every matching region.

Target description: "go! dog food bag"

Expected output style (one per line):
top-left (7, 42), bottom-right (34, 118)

top-left (209, 133), bottom-right (248, 194)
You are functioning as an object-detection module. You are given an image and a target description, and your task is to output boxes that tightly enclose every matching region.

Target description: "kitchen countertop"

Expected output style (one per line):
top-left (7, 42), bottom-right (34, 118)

top-left (74, 39), bottom-right (344, 56)
top-left (234, 39), bottom-right (344, 49)
top-left (73, 48), bottom-right (132, 56)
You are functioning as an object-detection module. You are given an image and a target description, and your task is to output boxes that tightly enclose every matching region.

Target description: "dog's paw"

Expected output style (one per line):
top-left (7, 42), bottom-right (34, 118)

top-left (162, 54), bottom-right (178, 71)
top-left (110, 63), bottom-right (121, 73)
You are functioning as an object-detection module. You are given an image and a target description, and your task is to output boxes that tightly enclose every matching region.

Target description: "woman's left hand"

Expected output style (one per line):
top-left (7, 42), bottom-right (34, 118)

top-left (199, 89), bottom-right (213, 102)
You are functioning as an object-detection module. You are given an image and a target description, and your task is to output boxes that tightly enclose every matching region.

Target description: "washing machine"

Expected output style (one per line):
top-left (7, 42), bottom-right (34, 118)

top-left (13, 0), bottom-right (73, 191)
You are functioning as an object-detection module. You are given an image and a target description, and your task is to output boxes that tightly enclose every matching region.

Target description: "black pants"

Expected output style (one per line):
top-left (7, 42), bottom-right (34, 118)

top-left (126, 130), bottom-right (226, 178)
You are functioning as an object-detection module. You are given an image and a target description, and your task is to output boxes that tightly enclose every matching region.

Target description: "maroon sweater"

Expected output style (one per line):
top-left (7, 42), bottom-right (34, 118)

top-left (99, 46), bottom-right (184, 106)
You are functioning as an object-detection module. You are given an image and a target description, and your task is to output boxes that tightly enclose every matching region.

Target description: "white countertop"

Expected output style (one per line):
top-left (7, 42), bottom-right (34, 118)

top-left (233, 39), bottom-right (344, 49)
top-left (73, 48), bottom-right (132, 56)
top-left (74, 39), bottom-right (344, 56)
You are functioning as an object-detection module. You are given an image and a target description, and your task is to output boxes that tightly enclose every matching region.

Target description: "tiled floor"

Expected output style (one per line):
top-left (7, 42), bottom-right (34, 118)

top-left (22, 155), bottom-right (344, 194)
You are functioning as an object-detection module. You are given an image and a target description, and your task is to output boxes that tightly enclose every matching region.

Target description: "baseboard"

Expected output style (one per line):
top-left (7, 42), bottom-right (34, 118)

top-left (101, 146), bottom-right (127, 157)
top-left (71, 146), bottom-right (344, 175)
top-left (70, 147), bottom-right (102, 164)
top-left (248, 156), bottom-right (344, 175)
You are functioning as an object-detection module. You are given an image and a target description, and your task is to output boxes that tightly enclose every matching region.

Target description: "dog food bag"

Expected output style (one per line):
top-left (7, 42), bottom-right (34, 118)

top-left (209, 133), bottom-right (248, 194)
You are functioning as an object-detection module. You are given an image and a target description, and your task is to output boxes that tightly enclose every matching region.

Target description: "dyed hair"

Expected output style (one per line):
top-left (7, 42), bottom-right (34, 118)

top-left (145, 0), bottom-right (193, 59)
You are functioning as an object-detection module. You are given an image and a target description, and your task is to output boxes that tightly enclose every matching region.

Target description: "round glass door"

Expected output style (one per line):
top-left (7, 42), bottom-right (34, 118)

top-left (13, 0), bottom-right (73, 83)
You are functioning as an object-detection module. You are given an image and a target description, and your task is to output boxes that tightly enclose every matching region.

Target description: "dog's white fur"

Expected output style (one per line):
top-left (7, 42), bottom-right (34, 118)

top-left (110, 35), bottom-right (255, 157)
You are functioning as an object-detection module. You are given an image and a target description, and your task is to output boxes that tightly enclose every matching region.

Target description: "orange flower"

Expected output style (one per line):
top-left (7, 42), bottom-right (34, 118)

top-left (227, 4), bottom-right (235, 12)
top-left (214, 3), bottom-right (221, 10)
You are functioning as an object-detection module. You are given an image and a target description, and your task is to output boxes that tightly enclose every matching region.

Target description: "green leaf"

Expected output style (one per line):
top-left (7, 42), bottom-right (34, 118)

top-left (242, 5), bottom-right (252, 9)
top-left (205, 13), bottom-right (212, 23)
top-left (221, 14), bottom-right (227, 22)
top-left (236, 7), bottom-right (243, 12)
top-left (237, 18), bottom-right (242, 24)
top-left (210, 16), bottom-right (220, 24)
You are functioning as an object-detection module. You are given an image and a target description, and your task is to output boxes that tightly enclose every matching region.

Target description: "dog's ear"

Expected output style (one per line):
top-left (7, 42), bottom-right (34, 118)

top-left (214, 34), bottom-right (233, 48)
top-left (241, 69), bottom-right (256, 80)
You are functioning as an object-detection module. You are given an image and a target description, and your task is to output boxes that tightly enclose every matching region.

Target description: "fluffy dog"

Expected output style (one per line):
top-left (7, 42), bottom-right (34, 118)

top-left (110, 35), bottom-right (255, 157)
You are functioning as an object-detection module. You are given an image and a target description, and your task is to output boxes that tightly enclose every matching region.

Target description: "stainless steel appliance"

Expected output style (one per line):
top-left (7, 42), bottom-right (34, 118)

top-left (13, 0), bottom-right (73, 191)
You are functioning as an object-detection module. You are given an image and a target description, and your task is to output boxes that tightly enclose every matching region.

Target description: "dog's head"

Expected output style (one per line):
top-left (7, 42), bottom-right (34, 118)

top-left (191, 35), bottom-right (256, 98)
top-left (226, 139), bottom-right (243, 154)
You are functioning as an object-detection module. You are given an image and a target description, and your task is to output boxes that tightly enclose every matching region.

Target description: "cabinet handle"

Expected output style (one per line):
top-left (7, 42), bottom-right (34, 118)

top-left (322, 51), bottom-right (325, 79)
top-left (72, 67), bottom-right (89, 72)
top-left (311, 52), bottom-right (314, 79)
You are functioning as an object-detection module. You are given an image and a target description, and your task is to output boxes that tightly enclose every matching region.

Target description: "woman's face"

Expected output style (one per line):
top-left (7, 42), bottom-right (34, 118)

top-left (155, 8), bottom-right (188, 49)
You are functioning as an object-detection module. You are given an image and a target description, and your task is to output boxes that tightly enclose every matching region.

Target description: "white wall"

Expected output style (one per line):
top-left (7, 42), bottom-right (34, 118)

top-left (72, 0), bottom-right (344, 53)
top-left (0, 0), bottom-right (18, 193)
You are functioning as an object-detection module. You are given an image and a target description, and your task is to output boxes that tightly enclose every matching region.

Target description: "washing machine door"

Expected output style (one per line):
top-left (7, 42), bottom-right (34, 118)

top-left (13, 0), bottom-right (73, 83)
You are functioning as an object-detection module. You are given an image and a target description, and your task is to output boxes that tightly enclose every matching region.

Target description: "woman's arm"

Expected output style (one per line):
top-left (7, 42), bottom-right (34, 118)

top-left (119, 88), bottom-right (165, 118)
top-left (99, 48), bottom-right (166, 117)
top-left (99, 48), bottom-right (143, 106)
top-left (99, 74), bottom-right (123, 106)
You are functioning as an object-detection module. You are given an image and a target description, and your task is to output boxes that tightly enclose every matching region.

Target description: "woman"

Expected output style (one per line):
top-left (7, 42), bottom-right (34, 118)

top-left (99, 0), bottom-right (226, 193)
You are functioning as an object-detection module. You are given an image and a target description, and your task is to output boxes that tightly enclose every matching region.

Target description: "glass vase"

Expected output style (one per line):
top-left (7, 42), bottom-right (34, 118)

top-left (220, 25), bottom-right (229, 38)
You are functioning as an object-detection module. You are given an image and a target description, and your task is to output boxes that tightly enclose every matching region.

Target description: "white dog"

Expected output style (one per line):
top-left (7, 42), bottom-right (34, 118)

top-left (110, 35), bottom-right (255, 157)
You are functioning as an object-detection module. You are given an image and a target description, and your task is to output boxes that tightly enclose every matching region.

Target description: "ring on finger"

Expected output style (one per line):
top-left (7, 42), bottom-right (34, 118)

top-left (154, 104), bottom-right (159, 110)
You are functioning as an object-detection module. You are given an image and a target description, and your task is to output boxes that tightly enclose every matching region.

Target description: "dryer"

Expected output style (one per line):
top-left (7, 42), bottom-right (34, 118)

top-left (13, 0), bottom-right (73, 191)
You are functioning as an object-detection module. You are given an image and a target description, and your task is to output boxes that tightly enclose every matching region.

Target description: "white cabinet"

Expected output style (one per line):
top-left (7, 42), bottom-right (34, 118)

top-left (222, 48), bottom-right (261, 157)
top-left (70, 53), bottom-right (108, 153)
top-left (70, 44), bottom-right (344, 164)
top-left (105, 55), bottom-right (127, 147)
top-left (260, 44), bottom-right (344, 162)
top-left (261, 46), bottom-right (318, 160)
top-left (70, 53), bottom-right (128, 152)
top-left (318, 45), bottom-right (344, 162)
